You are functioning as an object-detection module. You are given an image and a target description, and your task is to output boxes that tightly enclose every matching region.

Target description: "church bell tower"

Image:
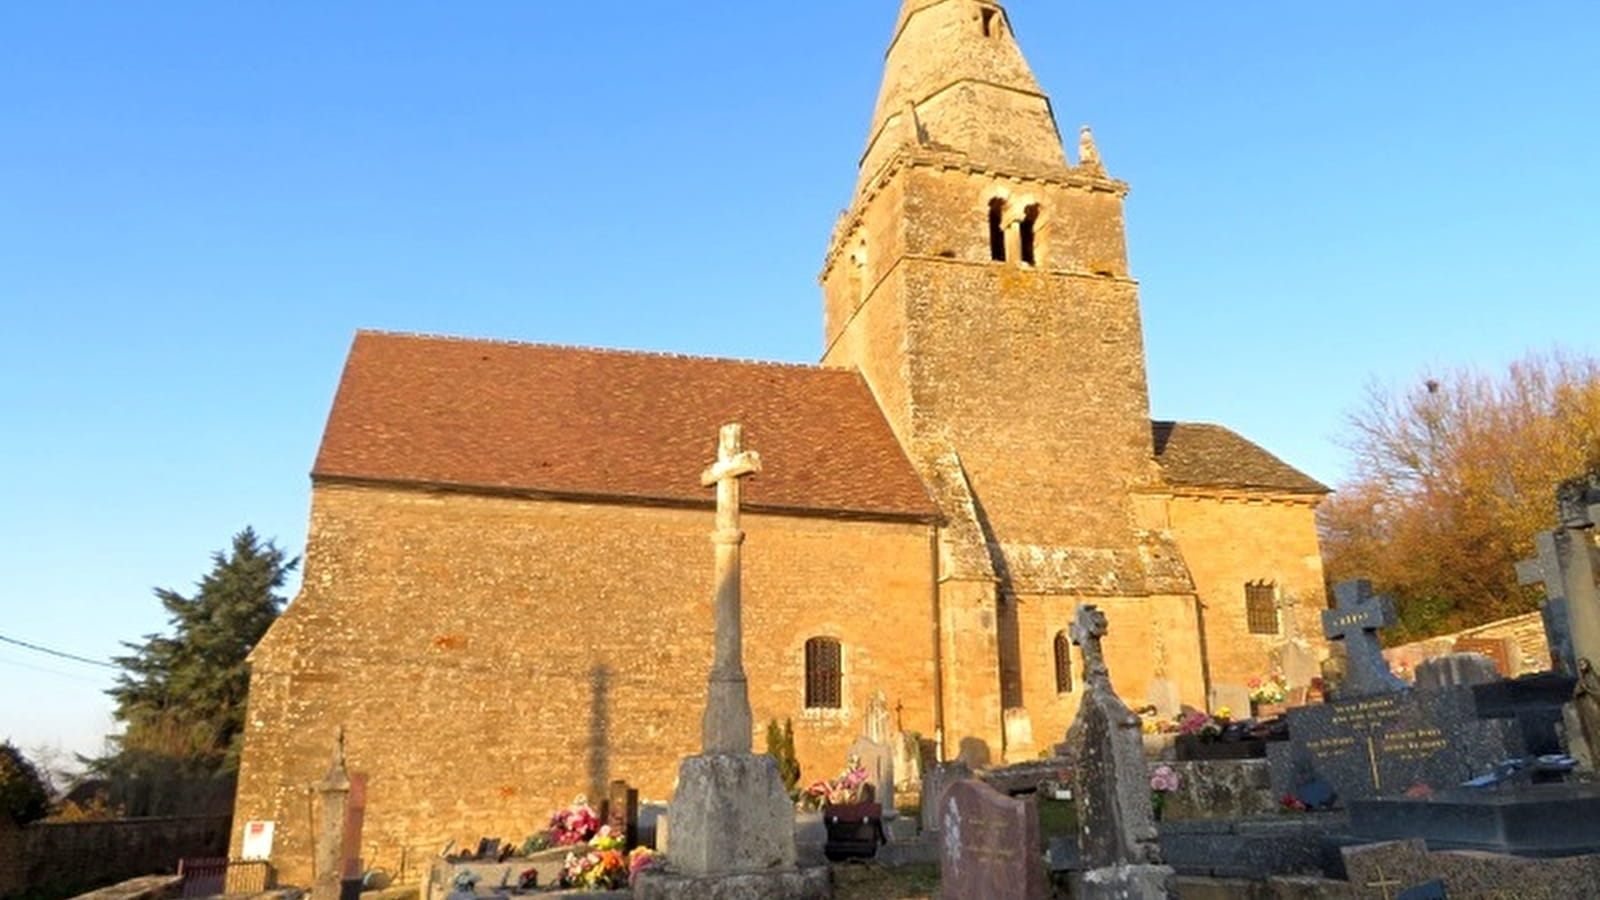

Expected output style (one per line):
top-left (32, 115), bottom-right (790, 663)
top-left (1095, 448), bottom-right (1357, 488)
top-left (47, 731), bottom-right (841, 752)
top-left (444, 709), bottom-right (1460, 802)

top-left (820, 0), bottom-right (1195, 759)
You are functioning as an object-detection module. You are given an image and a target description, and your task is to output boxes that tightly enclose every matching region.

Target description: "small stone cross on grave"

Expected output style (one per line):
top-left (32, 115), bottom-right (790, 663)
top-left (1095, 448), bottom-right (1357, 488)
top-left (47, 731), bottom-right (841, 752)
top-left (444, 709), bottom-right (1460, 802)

top-left (313, 728), bottom-right (352, 900)
top-left (1323, 580), bottom-right (1409, 699)
top-left (699, 423), bottom-right (762, 755)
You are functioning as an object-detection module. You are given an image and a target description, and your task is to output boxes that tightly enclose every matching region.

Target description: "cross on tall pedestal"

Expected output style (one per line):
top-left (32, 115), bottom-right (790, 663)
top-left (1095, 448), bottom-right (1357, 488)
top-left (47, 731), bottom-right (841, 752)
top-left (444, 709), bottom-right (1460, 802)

top-left (1323, 580), bottom-right (1409, 699)
top-left (699, 423), bottom-right (762, 755)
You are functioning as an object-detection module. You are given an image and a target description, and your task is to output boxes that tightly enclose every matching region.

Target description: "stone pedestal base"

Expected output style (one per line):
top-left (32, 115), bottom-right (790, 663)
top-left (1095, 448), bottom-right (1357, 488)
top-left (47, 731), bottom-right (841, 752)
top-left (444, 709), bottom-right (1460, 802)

top-left (632, 865), bottom-right (830, 900)
top-left (665, 754), bottom-right (796, 876)
top-left (1078, 864), bottom-right (1176, 899)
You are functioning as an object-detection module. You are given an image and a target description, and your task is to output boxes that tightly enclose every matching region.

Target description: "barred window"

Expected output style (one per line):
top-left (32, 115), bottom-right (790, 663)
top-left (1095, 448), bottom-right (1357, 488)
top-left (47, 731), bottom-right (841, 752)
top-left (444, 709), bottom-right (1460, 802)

top-left (1053, 630), bottom-right (1074, 693)
top-left (804, 637), bottom-right (842, 709)
top-left (1246, 581), bottom-right (1280, 635)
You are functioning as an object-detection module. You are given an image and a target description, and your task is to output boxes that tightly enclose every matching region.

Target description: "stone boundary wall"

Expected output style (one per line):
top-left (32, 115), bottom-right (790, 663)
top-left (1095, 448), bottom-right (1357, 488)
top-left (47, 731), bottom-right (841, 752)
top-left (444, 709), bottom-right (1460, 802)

top-left (0, 816), bottom-right (230, 900)
top-left (1382, 611), bottom-right (1550, 677)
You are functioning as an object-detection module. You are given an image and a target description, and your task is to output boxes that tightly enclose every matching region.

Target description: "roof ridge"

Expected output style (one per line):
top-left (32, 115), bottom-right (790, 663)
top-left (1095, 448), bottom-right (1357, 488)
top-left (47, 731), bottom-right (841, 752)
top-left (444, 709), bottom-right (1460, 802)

top-left (353, 328), bottom-right (843, 375)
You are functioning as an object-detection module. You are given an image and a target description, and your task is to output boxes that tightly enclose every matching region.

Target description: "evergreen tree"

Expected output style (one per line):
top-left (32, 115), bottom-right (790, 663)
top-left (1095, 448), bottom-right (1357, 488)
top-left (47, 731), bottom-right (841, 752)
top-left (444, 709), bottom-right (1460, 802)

top-left (102, 528), bottom-right (298, 777)
top-left (0, 741), bottom-right (51, 825)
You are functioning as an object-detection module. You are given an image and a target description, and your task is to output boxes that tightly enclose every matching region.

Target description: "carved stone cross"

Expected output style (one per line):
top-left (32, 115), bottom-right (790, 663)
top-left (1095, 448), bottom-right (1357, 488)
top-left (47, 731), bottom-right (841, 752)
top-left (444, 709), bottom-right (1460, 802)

top-left (1322, 580), bottom-right (1408, 699)
top-left (1070, 603), bottom-right (1112, 687)
top-left (699, 423), bottom-right (762, 755)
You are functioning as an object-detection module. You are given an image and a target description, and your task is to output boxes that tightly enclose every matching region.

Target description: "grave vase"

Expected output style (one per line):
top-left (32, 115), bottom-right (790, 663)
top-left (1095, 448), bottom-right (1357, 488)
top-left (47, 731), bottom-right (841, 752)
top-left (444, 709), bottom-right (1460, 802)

top-left (1251, 701), bottom-right (1287, 720)
top-left (821, 801), bottom-right (884, 861)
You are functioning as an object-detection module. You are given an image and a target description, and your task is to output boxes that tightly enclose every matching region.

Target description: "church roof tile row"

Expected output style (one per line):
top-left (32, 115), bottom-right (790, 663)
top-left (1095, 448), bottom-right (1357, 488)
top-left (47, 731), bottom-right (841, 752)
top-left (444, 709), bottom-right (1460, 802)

top-left (315, 332), bottom-right (1328, 517)
top-left (314, 331), bottom-right (942, 520)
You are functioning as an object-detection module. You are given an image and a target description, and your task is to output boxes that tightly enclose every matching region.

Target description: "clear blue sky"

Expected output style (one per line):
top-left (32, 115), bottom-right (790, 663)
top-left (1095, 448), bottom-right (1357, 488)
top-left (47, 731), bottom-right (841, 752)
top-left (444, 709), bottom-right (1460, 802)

top-left (2, 1), bottom-right (1597, 762)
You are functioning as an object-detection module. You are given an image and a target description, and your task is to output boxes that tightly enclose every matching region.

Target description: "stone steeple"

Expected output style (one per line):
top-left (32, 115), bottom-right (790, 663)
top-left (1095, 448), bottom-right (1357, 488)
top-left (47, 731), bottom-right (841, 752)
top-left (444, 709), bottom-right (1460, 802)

top-left (822, 1), bottom-right (1194, 759)
top-left (861, 0), bottom-right (1066, 191)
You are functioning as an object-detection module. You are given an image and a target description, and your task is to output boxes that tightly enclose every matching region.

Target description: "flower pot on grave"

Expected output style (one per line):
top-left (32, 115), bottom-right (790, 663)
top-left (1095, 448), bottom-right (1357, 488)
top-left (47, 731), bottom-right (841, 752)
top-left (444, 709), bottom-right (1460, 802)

top-left (1251, 701), bottom-right (1287, 720)
top-left (821, 802), bottom-right (885, 861)
top-left (1175, 734), bottom-right (1267, 761)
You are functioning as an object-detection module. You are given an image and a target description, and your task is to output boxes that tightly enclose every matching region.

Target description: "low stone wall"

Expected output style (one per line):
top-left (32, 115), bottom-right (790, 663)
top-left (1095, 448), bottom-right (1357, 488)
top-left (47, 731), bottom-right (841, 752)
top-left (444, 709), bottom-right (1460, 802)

top-left (0, 816), bottom-right (230, 900)
top-left (1382, 611), bottom-right (1549, 677)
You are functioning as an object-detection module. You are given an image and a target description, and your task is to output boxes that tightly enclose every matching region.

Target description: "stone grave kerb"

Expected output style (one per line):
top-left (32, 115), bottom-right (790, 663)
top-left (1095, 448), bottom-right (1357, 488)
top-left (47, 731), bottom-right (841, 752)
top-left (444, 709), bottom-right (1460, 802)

top-left (1323, 580), bottom-right (1409, 699)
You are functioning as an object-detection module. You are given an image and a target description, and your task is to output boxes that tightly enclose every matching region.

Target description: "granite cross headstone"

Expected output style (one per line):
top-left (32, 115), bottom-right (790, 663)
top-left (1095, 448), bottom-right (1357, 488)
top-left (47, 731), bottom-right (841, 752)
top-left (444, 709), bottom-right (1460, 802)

top-left (1323, 580), bottom-right (1409, 699)
top-left (1063, 604), bottom-right (1175, 899)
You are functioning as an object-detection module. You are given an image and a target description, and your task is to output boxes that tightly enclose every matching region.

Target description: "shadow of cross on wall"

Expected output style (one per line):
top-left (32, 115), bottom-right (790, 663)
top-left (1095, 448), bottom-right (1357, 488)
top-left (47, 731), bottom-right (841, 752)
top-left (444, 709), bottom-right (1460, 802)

top-left (1323, 580), bottom-right (1409, 700)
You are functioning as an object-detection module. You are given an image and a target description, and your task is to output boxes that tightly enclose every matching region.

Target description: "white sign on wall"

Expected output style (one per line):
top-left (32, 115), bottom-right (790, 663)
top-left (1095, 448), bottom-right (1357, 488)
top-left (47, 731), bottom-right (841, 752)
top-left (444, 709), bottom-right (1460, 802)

top-left (241, 820), bottom-right (276, 861)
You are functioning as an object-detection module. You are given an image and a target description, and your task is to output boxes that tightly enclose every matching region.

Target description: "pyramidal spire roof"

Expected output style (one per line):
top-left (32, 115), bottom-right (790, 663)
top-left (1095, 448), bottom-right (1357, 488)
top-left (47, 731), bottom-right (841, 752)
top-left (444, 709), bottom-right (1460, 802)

top-left (859, 0), bottom-right (1067, 188)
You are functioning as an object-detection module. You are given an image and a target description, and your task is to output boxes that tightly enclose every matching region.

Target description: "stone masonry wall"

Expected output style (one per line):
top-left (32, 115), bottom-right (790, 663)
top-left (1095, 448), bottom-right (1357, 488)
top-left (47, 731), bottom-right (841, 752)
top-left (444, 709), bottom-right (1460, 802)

top-left (1383, 611), bottom-right (1551, 677)
top-left (1165, 492), bottom-right (1330, 706)
top-left (232, 483), bottom-right (938, 886)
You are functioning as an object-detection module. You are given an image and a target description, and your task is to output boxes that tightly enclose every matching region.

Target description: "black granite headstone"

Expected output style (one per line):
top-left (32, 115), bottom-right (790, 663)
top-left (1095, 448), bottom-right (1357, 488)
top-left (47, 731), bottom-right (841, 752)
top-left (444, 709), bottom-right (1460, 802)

top-left (1274, 685), bottom-right (1523, 803)
top-left (1322, 580), bottom-right (1409, 699)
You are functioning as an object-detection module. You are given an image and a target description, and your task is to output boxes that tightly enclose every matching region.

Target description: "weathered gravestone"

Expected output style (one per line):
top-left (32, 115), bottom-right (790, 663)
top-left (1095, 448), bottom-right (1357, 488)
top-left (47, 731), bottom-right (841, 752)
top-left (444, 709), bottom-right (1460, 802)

top-left (1515, 474), bottom-right (1600, 768)
top-left (1341, 836), bottom-right (1600, 899)
top-left (847, 691), bottom-right (895, 817)
top-left (1062, 604), bottom-right (1175, 899)
top-left (919, 760), bottom-right (971, 837)
top-left (634, 424), bottom-right (828, 900)
top-left (313, 729), bottom-right (357, 900)
top-left (936, 779), bottom-right (1048, 900)
top-left (1413, 653), bottom-right (1499, 692)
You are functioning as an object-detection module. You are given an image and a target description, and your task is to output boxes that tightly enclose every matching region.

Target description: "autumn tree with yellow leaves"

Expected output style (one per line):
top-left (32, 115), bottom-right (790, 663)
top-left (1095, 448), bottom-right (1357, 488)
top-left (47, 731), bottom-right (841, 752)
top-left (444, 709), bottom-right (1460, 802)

top-left (1320, 350), bottom-right (1600, 641)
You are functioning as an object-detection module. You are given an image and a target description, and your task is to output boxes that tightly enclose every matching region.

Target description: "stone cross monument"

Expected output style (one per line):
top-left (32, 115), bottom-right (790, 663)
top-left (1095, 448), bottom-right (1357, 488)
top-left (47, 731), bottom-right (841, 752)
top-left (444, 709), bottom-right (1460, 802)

top-left (699, 422), bottom-right (762, 754)
top-left (1322, 580), bottom-right (1409, 699)
top-left (636, 424), bottom-right (827, 900)
top-left (1063, 604), bottom-right (1175, 899)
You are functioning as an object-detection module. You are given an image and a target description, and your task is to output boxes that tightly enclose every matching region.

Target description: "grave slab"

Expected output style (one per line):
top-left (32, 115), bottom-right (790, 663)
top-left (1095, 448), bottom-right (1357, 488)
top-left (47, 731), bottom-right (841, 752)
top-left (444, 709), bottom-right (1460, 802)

top-left (1347, 783), bottom-right (1600, 857)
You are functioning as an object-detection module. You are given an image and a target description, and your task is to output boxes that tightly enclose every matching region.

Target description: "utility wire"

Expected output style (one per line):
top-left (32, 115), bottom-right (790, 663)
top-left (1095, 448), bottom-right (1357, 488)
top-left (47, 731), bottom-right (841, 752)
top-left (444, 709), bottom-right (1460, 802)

top-left (0, 633), bottom-right (121, 670)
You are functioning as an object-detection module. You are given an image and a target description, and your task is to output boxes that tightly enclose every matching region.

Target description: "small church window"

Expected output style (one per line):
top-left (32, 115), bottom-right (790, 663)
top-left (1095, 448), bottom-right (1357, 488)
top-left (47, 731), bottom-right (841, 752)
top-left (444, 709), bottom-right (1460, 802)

top-left (1019, 204), bottom-right (1040, 265)
top-left (1246, 581), bottom-right (1279, 635)
top-left (988, 198), bottom-right (1007, 262)
top-left (980, 8), bottom-right (999, 38)
top-left (804, 637), bottom-right (842, 709)
top-left (1053, 630), bottom-right (1074, 693)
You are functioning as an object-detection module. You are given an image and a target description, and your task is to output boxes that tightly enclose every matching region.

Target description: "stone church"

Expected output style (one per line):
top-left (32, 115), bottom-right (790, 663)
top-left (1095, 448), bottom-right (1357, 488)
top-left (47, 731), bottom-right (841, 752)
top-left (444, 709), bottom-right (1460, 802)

top-left (234, 0), bottom-right (1330, 881)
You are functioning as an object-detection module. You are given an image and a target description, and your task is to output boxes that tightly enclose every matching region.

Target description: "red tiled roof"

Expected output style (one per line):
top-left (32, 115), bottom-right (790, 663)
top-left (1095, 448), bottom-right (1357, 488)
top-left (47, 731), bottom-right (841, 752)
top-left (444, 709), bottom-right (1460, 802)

top-left (313, 331), bottom-right (940, 520)
top-left (1152, 421), bottom-right (1329, 495)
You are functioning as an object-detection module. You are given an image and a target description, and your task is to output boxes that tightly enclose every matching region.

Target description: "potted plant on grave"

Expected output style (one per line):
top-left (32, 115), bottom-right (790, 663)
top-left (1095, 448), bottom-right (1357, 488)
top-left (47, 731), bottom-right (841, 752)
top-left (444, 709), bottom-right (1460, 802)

top-left (1248, 672), bottom-right (1290, 719)
top-left (802, 756), bottom-right (884, 861)
top-left (1173, 710), bottom-right (1266, 761)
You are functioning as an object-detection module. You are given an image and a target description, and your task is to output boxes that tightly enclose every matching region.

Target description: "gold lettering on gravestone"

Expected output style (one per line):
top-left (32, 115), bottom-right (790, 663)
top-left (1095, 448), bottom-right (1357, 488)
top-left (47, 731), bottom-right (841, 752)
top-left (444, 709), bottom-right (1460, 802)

top-left (963, 816), bottom-right (1020, 867)
top-left (1329, 696), bottom-right (1401, 731)
top-left (1379, 728), bottom-right (1449, 763)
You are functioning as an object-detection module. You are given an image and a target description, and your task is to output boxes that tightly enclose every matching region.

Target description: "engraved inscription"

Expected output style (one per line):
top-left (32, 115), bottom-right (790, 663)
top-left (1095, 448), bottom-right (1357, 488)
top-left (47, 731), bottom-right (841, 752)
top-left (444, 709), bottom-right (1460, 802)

top-left (1379, 727), bottom-right (1449, 763)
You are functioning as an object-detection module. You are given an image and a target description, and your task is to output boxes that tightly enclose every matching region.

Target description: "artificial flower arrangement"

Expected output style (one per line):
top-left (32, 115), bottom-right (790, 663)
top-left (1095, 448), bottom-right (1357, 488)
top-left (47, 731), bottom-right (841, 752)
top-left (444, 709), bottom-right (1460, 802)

top-left (1247, 672), bottom-right (1289, 706)
top-left (547, 797), bottom-right (602, 846)
top-left (801, 755), bottom-right (871, 809)
top-left (1149, 764), bottom-right (1181, 819)
top-left (1176, 710), bottom-right (1227, 741)
top-left (558, 827), bottom-right (659, 889)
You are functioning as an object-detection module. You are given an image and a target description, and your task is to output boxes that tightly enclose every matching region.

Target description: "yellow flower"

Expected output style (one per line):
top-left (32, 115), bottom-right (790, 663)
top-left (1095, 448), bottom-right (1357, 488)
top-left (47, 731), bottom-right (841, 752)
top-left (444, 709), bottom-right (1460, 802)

top-left (1216, 706), bottom-right (1233, 720)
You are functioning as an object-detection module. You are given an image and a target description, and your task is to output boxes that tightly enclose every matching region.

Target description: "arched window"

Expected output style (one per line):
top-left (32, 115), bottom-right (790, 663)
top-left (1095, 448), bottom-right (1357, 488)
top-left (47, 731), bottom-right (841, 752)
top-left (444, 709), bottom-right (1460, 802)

top-left (1019, 204), bottom-right (1040, 265)
top-left (980, 7), bottom-right (1000, 38)
top-left (1053, 631), bottom-right (1074, 693)
top-left (804, 637), bottom-right (842, 709)
top-left (988, 197), bottom-right (1008, 261)
top-left (1246, 581), bottom-right (1279, 635)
